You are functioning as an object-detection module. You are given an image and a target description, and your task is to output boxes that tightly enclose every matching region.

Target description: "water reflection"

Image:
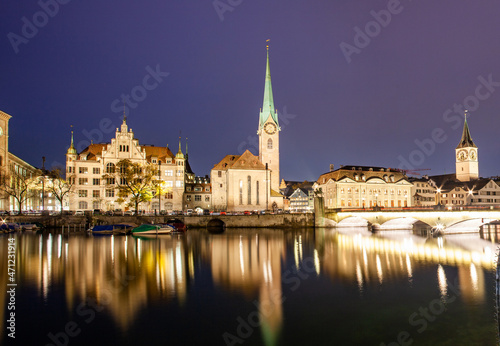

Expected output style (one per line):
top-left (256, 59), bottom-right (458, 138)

top-left (0, 225), bottom-right (497, 345)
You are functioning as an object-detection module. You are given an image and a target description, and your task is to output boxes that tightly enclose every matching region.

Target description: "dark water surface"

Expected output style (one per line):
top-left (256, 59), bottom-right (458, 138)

top-left (1, 228), bottom-right (498, 346)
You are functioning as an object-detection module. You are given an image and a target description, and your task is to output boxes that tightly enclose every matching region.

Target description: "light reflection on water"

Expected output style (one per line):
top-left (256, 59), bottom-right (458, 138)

top-left (0, 226), bottom-right (498, 345)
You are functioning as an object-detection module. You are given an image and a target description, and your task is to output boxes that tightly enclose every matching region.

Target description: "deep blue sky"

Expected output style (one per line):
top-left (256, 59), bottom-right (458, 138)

top-left (2, 1), bottom-right (500, 181)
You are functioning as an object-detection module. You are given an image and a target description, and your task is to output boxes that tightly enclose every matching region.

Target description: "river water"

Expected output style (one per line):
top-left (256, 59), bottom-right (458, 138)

top-left (0, 227), bottom-right (498, 345)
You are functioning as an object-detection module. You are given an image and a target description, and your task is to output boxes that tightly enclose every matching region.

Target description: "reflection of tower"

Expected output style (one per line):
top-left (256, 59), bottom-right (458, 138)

top-left (209, 232), bottom-right (285, 345)
top-left (456, 112), bottom-right (478, 182)
top-left (258, 45), bottom-right (280, 192)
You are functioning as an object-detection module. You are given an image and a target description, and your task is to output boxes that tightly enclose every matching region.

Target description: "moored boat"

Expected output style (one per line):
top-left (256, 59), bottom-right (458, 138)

top-left (90, 224), bottom-right (134, 235)
top-left (166, 219), bottom-right (187, 232)
top-left (132, 224), bottom-right (174, 235)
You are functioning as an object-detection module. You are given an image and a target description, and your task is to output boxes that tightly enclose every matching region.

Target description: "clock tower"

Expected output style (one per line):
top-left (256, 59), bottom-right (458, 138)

top-left (258, 45), bottom-right (281, 192)
top-left (455, 113), bottom-right (478, 182)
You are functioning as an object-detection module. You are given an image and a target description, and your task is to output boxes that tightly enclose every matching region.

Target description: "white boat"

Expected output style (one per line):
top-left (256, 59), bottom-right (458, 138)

top-left (132, 224), bottom-right (175, 235)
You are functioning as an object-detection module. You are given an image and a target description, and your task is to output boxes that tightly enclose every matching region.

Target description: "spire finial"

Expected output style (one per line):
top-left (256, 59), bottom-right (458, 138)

top-left (122, 101), bottom-right (127, 123)
top-left (67, 125), bottom-right (77, 155)
top-left (266, 38), bottom-right (270, 50)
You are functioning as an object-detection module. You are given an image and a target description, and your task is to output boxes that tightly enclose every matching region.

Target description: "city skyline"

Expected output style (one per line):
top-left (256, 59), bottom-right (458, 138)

top-left (2, 1), bottom-right (500, 180)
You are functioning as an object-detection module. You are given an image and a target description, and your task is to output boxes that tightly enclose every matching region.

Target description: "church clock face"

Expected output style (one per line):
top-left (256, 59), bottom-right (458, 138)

top-left (264, 123), bottom-right (277, 135)
top-left (457, 150), bottom-right (467, 161)
top-left (469, 149), bottom-right (477, 160)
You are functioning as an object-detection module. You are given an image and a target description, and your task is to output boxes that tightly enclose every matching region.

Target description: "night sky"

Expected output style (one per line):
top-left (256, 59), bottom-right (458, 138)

top-left (2, 1), bottom-right (500, 181)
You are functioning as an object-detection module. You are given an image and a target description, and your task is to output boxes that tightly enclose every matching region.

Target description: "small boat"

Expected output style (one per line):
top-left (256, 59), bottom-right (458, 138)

top-left (19, 223), bottom-right (41, 231)
top-left (132, 224), bottom-right (175, 235)
top-left (166, 219), bottom-right (187, 232)
top-left (90, 224), bottom-right (134, 235)
top-left (0, 223), bottom-right (20, 233)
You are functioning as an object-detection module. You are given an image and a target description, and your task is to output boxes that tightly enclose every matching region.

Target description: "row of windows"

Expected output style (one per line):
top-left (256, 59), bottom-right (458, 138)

top-left (239, 177), bottom-right (260, 205)
top-left (78, 189), bottom-right (175, 200)
top-left (186, 195), bottom-right (211, 202)
top-left (339, 199), bottom-right (408, 207)
top-left (415, 189), bottom-right (434, 194)
top-left (339, 188), bottom-right (408, 196)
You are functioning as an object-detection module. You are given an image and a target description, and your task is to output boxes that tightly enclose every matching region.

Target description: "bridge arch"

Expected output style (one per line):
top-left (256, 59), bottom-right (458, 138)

top-left (378, 217), bottom-right (432, 231)
top-left (337, 216), bottom-right (371, 228)
top-left (207, 218), bottom-right (225, 233)
top-left (443, 218), bottom-right (500, 233)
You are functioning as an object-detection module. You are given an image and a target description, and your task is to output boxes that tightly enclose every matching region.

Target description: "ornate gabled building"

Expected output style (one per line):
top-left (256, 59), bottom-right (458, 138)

top-left (315, 165), bottom-right (413, 209)
top-left (456, 114), bottom-right (478, 182)
top-left (66, 117), bottom-right (187, 212)
top-left (210, 46), bottom-right (283, 212)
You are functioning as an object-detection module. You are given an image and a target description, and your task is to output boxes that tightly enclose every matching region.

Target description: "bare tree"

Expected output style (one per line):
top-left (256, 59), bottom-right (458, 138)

top-left (103, 159), bottom-right (162, 215)
top-left (45, 168), bottom-right (75, 213)
top-left (0, 168), bottom-right (41, 215)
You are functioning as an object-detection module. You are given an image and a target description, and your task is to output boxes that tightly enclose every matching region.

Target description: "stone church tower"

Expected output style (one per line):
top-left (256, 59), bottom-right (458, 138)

top-left (258, 46), bottom-right (281, 192)
top-left (456, 114), bottom-right (478, 182)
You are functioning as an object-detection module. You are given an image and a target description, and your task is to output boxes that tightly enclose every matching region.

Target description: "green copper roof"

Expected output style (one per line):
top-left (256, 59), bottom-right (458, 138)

top-left (67, 130), bottom-right (77, 155)
top-left (456, 116), bottom-right (477, 149)
top-left (260, 48), bottom-right (279, 128)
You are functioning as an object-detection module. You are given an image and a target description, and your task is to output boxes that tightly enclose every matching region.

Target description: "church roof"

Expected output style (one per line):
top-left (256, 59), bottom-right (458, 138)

top-left (456, 117), bottom-right (477, 149)
top-left (213, 150), bottom-right (266, 171)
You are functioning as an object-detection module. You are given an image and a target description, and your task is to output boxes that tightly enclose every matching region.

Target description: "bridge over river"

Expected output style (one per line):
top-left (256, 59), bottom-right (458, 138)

top-left (322, 207), bottom-right (500, 234)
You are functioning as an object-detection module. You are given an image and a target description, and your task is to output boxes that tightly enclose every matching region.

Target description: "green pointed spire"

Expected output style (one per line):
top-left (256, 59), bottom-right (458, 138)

top-left (456, 111), bottom-right (477, 149)
top-left (176, 136), bottom-right (184, 159)
top-left (260, 44), bottom-right (279, 128)
top-left (67, 127), bottom-right (77, 155)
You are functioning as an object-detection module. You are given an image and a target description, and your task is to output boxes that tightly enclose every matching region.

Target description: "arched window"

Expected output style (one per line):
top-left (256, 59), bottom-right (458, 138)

top-left (106, 163), bottom-right (115, 173)
top-left (267, 138), bottom-right (273, 149)
top-left (247, 176), bottom-right (252, 205)
top-left (78, 201), bottom-right (88, 210)
top-left (256, 181), bottom-right (260, 205)
top-left (239, 180), bottom-right (243, 205)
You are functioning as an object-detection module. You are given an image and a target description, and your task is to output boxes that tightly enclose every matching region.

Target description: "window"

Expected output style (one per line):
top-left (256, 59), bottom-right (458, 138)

top-left (186, 195), bottom-right (192, 201)
top-left (106, 189), bottom-right (114, 198)
top-left (79, 167), bottom-right (88, 174)
top-left (218, 171), bottom-right (222, 177)
top-left (93, 190), bottom-right (100, 198)
top-left (165, 181), bottom-right (173, 187)
top-left (186, 186), bottom-right (192, 192)
top-left (93, 178), bottom-right (100, 185)
top-left (176, 170), bottom-right (183, 177)
top-left (78, 190), bottom-right (87, 198)
top-left (239, 180), bottom-right (243, 205)
top-left (205, 187), bottom-right (210, 192)
top-left (106, 178), bottom-right (115, 185)
top-left (93, 201), bottom-right (100, 209)
top-left (79, 178), bottom-right (88, 185)
top-left (106, 163), bottom-right (115, 173)
top-left (176, 181), bottom-right (183, 187)
top-left (247, 176), bottom-right (252, 205)
top-left (205, 196), bottom-right (210, 202)
top-left (194, 187), bottom-right (202, 192)
top-left (165, 170), bottom-right (173, 176)
top-left (195, 195), bottom-right (202, 201)
top-left (267, 138), bottom-right (273, 149)
top-left (256, 181), bottom-right (260, 205)
top-left (93, 168), bottom-right (100, 174)
top-left (68, 167), bottom-right (72, 173)
top-left (165, 192), bottom-right (173, 199)
top-left (78, 201), bottom-right (88, 209)
top-left (120, 177), bottom-right (127, 185)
